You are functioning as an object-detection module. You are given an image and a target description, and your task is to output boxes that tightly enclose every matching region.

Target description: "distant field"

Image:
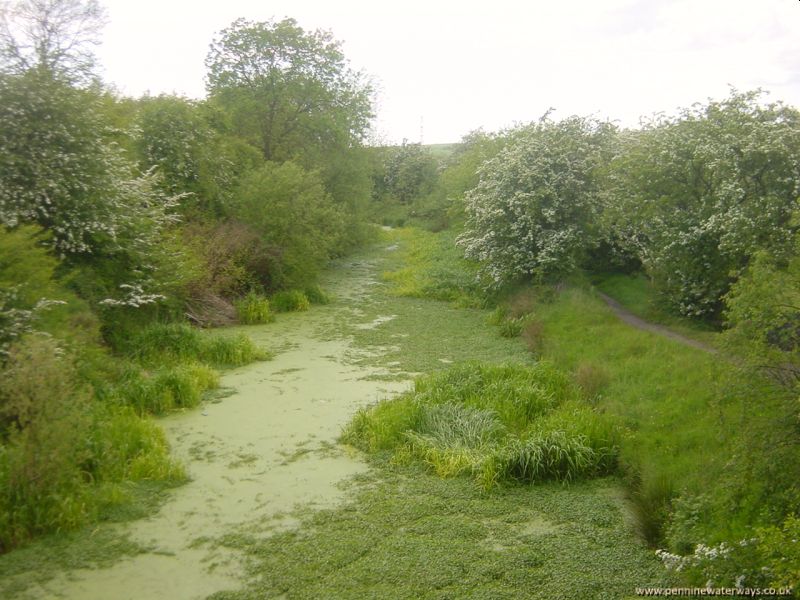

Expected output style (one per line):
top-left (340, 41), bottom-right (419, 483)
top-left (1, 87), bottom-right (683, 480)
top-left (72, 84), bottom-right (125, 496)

top-left (424, 142), bottom-right (461, 159)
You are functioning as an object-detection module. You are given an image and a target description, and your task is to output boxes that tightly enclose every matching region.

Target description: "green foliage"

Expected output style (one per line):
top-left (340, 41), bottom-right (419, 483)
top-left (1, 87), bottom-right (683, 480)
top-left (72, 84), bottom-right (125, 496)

top-left (233, 292), bottom-right (274, 325)
top-left (212, 471), bottom-right (676, 599)
top-left (303, 284), bottom-right (331, 305)
top-left (206, 17), bottom-right (372, 163)
top-left (605, 90), bottom-right (800, 320)
top-left (658, 515), bottom-right (800, 590)
top-left (0, 336), bottom-right (183, 551)
top-left (573, 362), bottom-right (610, 401)
top-left (381, 228), bottom-right (486, 307)
top-left (270, 290), bottom-right (311, 313)
top-left (113, 363), bottom-right (219, 415)
top-left (458, 116), bottom-right (617, 287)
top-left (181, 221), bottom-right (273, 301)
top-left (86, 405), bottom-right (184, 483)
top-left (343, 362), bottom-right (619, 489)
top-left (131, 95), bottom-right (253, 217)
top-left (234, 161), bottom-right (344, 288)
top-left (381, 141), bottom-right (439, 204)
top-left (125, 322), bottom-right (269, 367)
top-left (497, 315), bottom-right (528, 338)
top-left (722, 243), bottom-right (800, 392)
top-left (0, 72), bottom-right (179, 265)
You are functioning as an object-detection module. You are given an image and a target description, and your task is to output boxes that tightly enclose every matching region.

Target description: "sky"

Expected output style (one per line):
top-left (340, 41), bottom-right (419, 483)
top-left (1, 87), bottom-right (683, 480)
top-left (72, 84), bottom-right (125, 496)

top-left (95, 0), bottom-right (800, 145)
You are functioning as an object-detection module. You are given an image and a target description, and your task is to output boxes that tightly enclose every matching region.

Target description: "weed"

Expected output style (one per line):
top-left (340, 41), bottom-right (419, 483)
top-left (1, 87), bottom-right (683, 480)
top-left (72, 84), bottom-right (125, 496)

top-left (343, 362), bottom-right (618, 489)
top-left (303, 285), bottom-right (331, 305)
top-left (127, 322), bottom-right (269, 367)
top-left (626, 470), bottom-right (676, 546)
top-left (209, 470), bottom-right (676, 599)
top-left (487, 305), bottom-right (508, 326)
top-left (270, 290), bottom-right (311, 312)
top-left (498, 315), bottom-right (529, 338)
top-left (521, 319), bottom-right (545, 355)
top-left (234, 292), bottom-right (274, 325)
top-left (574, 362), bottom-right (610, 400)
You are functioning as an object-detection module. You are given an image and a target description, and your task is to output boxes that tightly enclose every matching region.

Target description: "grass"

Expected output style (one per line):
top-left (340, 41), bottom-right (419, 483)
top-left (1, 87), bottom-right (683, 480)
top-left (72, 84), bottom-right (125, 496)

top-left (380, 227), bottom-right (486, 307)
top-left (208, 469), bottom-right (675, 600)
top-left (591, 272), bottom-right (718, 345)
top-left (343, 360), bottom-right (620, 490)
top-left (126, 322), bottom-right (270, 368)
top-left (270, 289), bottom-right (311, 312)
top-left (344, 228), bottom-right (800, 560)
top-left (303, 284), bottom-right (331, 305)
top-left (234, 292), bottom-right (274, 324)
top-left (526, 284), bottom-right (800, 548)
top-left (0, 479), bottom-right (180, 598)
top-left (114, 362), bottom-right (220, 415)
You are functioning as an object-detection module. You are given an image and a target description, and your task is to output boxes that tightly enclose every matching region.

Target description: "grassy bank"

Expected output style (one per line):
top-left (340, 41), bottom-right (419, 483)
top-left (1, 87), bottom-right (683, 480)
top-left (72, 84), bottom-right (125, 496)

top-left (0, 228), bottom-right (271, 552)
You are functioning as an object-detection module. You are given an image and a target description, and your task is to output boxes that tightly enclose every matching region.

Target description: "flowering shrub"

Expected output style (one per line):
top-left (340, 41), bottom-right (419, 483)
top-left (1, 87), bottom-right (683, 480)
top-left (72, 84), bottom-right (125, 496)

top-left (457, 116), bottom-right (616, 287)
top-left (657, 516), bottom-right (800, 590)
top-left (606, 90), bottom-right (800, 320)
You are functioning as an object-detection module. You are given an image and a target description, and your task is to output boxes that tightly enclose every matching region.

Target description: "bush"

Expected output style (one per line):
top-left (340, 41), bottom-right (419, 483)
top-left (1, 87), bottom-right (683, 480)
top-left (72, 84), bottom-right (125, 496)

top-left (233, 162), bottom-right (345, 289)
top-left (0, 337), bottom-right (92, 550)
top-left (86, 404), bottom-right (185, 483)
top-left (270, 290), bottom-right (311, 313)
top-left (457, 117), bottom-right (616, 287)
top-left (658, 515), bottom-right (800, 590)
top-left (234, 292), bottom-right (274, 324)
top-left (605, 91), bottom-right (800, 320)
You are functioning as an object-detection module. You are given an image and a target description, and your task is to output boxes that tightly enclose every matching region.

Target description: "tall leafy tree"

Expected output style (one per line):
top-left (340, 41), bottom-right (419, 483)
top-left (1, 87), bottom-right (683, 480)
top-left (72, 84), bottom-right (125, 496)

top-left (205, 17), bottom-right (373, 163)
top-left (0, 0), bottom-right (182, 309)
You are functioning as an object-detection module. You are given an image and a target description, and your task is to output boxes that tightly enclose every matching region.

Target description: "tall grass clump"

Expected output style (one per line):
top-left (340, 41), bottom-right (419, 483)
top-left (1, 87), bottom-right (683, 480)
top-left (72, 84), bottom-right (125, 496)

top-left (234, 292), bottom-right (274, 324)
top-left (342, 362), bottom-right (620, 489)
top-left (381, 228), bottom-right (487, 307)
top-left (304, 285), bottom-right (331, 305)
top-left (115, 363), bottom-right (219, 415)
top-left (127, 322), bottom-right (269, 367)
top-left (270, 290), bottom-right (311, 312)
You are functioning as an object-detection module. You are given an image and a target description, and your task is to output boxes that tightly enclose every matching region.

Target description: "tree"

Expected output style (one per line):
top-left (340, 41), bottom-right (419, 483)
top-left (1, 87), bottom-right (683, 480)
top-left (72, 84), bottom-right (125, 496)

top-left (0, 0), bottom-right (106, 81)
top-left (0, 72), bottom-right (178, 263)
top-left (457, 117), bottom-right (616, 286)
top-left (131, 94), bottom-right (263, 218)
top-left (205, 17), bottom-right (373, 163)
top-left (382, 141), bottom-right (439, 205)
top-left (232, 161), bottom-right (345, 289)
top-left (605, 91), bottom-right (800, 320)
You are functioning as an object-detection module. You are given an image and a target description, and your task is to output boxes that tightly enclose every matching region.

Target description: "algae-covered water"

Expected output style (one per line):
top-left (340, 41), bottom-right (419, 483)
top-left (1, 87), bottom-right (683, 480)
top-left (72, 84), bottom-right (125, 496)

top-left (8, 253), bottom-right (409, 600)
top-left (2, 240), bottom-right (674, 599)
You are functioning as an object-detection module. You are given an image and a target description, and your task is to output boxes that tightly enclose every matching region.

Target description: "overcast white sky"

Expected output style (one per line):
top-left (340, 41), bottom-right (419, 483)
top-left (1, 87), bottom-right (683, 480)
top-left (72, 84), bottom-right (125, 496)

top-left (96, 0), bottom-right (800, 144)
